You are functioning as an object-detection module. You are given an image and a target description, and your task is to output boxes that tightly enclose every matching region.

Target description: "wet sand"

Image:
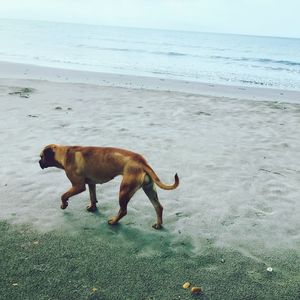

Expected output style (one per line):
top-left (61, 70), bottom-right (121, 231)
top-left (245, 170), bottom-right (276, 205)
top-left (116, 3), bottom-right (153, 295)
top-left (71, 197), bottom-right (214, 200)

top-left (1, 221), bottom-right (299, 300)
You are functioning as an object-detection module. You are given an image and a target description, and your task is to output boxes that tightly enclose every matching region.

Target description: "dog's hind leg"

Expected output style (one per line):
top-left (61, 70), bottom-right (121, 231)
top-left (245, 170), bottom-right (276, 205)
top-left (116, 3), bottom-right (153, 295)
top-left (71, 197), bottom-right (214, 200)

top-left (108, 167), bottom-right (143, 225)
top-left (87, 183), bottom-right (98, 212)
top-left (108, 180), bottom-right (138, 225)
top-left (142, 174), bottom-right (163, 230)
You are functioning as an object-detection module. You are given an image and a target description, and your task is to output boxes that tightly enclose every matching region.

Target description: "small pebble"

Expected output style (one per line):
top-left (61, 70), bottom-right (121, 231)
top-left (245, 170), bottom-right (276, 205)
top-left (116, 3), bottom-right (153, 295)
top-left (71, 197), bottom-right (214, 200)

top-left (221, 259), bottom-right (225, 263)
top-left (182, 282), bottom-right (190, 289)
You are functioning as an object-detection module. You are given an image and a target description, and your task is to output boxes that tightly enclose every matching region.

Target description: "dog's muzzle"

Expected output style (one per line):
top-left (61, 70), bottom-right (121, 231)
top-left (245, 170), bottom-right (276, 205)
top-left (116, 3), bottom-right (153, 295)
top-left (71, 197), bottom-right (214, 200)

top-left (39, 160), bottom-right (46, 169)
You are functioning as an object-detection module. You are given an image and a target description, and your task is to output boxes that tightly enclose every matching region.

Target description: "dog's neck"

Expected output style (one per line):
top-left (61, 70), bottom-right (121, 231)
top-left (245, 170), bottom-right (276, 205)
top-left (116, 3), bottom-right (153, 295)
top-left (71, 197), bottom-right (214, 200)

top-left (54, 146), bottom-right (68, 169)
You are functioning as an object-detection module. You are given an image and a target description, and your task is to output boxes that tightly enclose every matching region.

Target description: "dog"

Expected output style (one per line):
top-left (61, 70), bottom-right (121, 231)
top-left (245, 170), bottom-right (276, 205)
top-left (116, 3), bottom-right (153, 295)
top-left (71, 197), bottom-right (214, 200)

top-left (39, 144), bottom-right (179, 229)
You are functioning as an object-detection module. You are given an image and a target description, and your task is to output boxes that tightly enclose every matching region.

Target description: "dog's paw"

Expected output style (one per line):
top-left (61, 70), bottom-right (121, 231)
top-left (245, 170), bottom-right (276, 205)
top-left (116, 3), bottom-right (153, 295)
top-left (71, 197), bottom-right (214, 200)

top-left (152, 223), bottom-right (162, 230)
top-left (86, 205), bottom-right (97, 212)
top-left (60, 202), bottom-right (68, 209)
top-left (108, 219), bottom-right (118, 225)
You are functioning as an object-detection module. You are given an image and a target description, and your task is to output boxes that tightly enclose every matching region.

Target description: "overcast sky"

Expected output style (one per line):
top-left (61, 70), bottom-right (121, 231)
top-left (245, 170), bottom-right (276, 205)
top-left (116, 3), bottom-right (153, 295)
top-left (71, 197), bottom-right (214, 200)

top-left (0, 0), bottom-right (299, 38)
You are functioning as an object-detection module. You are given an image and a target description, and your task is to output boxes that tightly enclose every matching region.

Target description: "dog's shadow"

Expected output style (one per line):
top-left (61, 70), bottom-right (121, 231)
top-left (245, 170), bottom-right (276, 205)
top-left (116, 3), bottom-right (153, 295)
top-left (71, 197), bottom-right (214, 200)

top-left (62, 208), bottom-right (194, 257)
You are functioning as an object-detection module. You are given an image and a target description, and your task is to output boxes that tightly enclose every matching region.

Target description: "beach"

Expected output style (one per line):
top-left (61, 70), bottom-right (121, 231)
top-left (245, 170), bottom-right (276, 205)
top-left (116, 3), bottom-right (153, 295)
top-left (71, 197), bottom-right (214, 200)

top-left (0, 61), bottom-right (300, 299)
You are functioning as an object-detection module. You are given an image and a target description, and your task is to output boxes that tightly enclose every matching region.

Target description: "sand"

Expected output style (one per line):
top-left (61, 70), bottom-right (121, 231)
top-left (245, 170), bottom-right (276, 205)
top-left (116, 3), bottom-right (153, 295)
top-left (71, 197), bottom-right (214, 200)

top-left (0, 61), bottom-right (299, 299)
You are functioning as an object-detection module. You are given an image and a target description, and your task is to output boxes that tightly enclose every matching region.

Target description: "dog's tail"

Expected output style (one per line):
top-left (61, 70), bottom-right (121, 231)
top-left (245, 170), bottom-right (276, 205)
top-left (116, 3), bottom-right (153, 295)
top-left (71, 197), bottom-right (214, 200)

top-left (142, 163), bottom-right (179, 190)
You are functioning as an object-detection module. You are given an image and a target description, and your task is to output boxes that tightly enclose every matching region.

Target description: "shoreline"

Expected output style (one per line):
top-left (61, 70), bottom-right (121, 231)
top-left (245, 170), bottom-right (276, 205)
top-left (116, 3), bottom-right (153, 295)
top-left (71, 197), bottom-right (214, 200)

top-left (1, 60), bottom-right (300, 104)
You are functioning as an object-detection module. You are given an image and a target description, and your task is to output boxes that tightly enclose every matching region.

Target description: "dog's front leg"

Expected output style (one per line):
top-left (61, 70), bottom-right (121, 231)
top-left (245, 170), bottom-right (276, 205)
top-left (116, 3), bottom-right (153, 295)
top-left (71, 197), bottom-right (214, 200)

top-left (61, 185), bottom-right (86, 209)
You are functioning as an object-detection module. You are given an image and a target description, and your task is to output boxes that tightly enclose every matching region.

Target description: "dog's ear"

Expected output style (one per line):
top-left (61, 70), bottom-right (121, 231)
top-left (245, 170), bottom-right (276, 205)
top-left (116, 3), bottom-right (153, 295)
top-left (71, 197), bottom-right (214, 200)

top-left (43, 147), bottom-right (55, 161)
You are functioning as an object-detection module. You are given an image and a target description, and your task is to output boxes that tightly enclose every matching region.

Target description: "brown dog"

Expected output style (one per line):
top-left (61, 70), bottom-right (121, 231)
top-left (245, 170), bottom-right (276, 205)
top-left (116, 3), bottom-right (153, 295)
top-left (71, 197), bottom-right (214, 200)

top-left (39, 144), bottom-right (179, 229)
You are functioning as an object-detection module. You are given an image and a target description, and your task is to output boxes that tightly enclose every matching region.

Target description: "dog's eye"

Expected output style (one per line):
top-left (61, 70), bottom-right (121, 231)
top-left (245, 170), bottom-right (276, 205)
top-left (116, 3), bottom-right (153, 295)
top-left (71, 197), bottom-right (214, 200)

top-left (44, 148), bottom-right (55, 160)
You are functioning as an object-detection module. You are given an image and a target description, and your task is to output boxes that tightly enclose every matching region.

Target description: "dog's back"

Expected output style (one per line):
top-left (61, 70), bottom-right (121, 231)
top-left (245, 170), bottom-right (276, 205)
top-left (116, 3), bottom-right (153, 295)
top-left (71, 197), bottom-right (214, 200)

top-left (66, 146), bottom-right (147, 184)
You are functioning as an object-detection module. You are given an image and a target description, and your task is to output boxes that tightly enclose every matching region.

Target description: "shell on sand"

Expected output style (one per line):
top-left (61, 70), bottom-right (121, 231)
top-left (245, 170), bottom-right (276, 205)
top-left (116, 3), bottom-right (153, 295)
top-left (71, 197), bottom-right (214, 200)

top-left (191, 287), bottom-right (202, 294)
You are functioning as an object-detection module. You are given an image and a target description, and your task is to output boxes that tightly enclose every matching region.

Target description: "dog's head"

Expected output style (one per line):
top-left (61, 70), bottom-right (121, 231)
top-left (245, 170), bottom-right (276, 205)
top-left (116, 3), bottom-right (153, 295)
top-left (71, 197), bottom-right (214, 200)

top-left (39, 144), bottom-right (58, 169)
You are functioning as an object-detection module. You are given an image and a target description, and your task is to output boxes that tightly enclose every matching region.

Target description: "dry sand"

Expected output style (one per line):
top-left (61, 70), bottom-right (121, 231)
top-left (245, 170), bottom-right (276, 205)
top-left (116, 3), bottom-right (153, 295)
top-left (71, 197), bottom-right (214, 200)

top-left (0, 61), bottom-right (300, 299)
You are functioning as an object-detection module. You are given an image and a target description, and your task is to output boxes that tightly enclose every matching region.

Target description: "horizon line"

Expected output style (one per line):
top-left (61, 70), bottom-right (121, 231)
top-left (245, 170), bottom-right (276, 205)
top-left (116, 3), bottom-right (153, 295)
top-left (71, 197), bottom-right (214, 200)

top-left (1, 17), bottom-right (300, 40)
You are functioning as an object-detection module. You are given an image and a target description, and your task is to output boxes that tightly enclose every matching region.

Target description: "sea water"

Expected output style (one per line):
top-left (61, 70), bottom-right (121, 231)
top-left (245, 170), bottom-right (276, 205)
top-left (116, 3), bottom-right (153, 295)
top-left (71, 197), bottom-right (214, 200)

top-left (1, 18), bottom-right (300, 90)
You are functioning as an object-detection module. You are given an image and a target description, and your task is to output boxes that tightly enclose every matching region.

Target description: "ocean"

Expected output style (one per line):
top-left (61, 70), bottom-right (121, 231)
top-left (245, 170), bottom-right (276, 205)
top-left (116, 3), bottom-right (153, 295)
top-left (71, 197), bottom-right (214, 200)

top-left (1, 18), bottom-right (300, 90)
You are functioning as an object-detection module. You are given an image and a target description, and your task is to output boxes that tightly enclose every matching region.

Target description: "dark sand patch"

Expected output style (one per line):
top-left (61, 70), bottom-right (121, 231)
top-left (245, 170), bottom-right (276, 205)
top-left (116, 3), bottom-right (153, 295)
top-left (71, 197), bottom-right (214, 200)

top-left (1, 221), bottom-right (299, 300)
top-left (8, 87), bottom-right (35, 98)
